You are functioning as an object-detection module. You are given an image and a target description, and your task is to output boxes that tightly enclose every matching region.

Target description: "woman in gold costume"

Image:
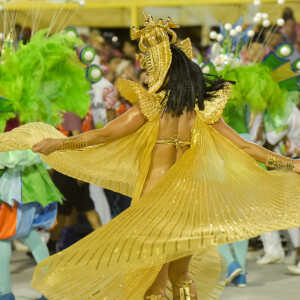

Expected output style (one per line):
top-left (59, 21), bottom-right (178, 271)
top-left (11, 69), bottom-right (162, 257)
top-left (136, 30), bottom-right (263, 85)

top-left (1, 15), bottom-right (300, 300)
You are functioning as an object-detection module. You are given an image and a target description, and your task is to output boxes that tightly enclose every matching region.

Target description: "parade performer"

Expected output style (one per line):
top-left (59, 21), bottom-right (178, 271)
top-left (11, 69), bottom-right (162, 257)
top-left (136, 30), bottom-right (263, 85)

top-left (206, 16), bottom-right (300, 278)
top-left (264, 92), bottom-right (300, 273)
top-left (0, 126), bottom-right (62, 300)
top-left (1, 15), bottom-right (300, 300)
top-left (0, 29), bottom-right (92, 300)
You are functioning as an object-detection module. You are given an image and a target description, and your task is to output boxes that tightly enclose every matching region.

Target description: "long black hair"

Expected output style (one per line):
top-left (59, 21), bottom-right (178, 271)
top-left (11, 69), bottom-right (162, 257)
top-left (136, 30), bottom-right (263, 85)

top-left (161, 44), bottom-right (233, 117)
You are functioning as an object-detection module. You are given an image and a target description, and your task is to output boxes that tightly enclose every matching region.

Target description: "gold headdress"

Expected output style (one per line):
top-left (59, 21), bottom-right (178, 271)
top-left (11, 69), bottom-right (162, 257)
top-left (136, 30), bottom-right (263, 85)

top-left (131, 13), bottom-right (193, 93)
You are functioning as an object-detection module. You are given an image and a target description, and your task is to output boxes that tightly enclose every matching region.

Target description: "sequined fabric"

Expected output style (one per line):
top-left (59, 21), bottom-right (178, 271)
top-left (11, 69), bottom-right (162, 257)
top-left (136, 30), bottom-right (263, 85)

top-left (176, 38), bottom-right (193, 60)
top-left (117, 78), bottom-right (162, 121)
top-left (0, 84), bottom-right (300, 299)
top-left (197, 82), bottom-right (232, 124)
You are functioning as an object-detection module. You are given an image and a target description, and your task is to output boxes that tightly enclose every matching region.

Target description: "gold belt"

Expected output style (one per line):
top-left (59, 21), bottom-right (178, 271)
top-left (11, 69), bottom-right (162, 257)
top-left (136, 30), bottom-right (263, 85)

top-left (156, 135), bottom-right (191, 149)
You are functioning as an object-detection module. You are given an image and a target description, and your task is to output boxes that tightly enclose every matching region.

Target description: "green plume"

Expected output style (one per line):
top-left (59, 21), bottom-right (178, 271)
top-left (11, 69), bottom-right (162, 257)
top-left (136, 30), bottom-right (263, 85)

top-left (0, 29), bottom-right (91, 131)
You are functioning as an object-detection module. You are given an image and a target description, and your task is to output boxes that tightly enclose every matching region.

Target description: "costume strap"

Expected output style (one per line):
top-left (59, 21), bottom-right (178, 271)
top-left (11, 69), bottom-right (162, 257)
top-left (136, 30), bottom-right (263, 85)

top-left (156, 135), bottom-right (191, 149)
top-left (174, 280), bottom-right (197, 299)
top-left (144, 295), bottom-right (168, 300)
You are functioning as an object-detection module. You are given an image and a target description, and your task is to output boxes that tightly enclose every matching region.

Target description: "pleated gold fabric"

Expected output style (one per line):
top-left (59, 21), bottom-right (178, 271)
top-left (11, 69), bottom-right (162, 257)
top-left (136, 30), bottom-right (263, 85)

top-left (0, 82), bottom-right (300, 299)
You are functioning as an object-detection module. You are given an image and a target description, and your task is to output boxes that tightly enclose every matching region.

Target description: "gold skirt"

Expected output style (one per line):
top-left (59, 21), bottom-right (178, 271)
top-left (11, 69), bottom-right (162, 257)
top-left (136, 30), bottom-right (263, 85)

top-left (0, 120), bottom-right (300, 299)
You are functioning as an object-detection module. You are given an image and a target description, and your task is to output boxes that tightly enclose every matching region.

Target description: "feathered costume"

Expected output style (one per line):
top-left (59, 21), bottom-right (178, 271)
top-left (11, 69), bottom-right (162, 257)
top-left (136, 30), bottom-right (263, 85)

top-left (0, 18), bottom-right (300, 300)
top-left (202, 17), bottom-right (300, 135)
top-left (0, 28), bottom-right (91, 239)
top-left (206, 18), bottom-right (300, 285)
top-left (0, 28), bottom-right (92, 300)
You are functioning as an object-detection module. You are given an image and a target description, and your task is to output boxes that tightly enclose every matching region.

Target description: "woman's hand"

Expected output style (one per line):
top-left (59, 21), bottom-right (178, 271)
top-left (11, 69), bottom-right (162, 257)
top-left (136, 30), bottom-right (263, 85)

top-left (292, 159), bottom-right (300, 174)
top-left (32, 138), bottom-right (62, 156)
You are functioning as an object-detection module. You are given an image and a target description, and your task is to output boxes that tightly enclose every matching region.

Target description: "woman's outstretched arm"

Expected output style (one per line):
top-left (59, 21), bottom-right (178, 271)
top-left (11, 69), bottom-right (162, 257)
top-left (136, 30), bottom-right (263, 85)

top-left (212, 118), bottom-right (300, 173)
top-left (32, 102), bottom-right (148, 155)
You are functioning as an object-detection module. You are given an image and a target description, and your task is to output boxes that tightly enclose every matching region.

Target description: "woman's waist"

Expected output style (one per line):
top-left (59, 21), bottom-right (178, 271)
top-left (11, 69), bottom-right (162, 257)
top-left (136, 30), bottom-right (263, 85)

top-left (156, 135), bottom-right (191, 149)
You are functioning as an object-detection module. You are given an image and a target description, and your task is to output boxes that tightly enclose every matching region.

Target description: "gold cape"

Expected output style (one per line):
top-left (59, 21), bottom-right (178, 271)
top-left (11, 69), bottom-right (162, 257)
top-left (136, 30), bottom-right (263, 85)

top-left (0, 79), bottom-right (300, 299)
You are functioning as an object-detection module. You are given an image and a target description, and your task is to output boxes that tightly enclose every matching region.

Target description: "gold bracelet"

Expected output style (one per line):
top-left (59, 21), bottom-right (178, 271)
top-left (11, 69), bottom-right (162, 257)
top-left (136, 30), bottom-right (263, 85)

top-left (59, 136), bottom-right (87, 151)
top-left (265, 155), bottom-right (294, 170)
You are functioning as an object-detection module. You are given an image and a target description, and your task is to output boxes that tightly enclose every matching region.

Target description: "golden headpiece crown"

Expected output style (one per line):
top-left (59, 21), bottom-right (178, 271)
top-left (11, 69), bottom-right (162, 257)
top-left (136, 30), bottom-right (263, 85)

top-left (131, 13), bottom-right (179, 52)
top-left (131, 13), bottom-right (192, 93)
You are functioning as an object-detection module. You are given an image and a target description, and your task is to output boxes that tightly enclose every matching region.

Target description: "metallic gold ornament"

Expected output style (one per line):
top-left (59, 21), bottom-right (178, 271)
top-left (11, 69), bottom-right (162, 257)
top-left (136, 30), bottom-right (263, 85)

top-left (265, 155), bottom-right (294, 170)
top-left (156, 135), bottom-right (191, 149)
top-left (144, 294), bottom-right (168, 300)
top-left (131, 12), bottom-right (192, 93)
top-left (59, 136), bottom-right (87, 151)
top-left (174, 280), bottom-right (197, 300)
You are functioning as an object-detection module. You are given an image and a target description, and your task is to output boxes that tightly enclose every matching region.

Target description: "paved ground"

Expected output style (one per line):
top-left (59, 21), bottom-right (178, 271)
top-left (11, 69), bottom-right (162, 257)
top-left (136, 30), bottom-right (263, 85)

top-left (10, 250), bottom-right (300, 300)
top-left (220, 252), bottom-right (300, 300)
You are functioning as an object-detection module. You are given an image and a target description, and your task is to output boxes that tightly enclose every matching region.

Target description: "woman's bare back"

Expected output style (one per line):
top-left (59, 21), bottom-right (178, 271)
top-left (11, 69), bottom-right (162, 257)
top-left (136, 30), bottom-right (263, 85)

top-left (142, 109), bottom-right (196, 195)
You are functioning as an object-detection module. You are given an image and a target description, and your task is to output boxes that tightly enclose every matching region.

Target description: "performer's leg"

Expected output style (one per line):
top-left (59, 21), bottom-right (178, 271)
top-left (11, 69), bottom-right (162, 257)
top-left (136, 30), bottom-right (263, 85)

top-left (49, 213), bottom-right (66, 242)
top-left (145, 263), bottom-right (169, 299)
top-left (230, 240), bottom-right (248, 287)
top-left (58, 208), bottom-right (78, 251)
top-left (257, 231), bottom-right (284, 264)
top-left (20, 230), bottom-right (49, 264)
top-left (84, 210), bottom-right (102, 230)
top-left (232, 240), bottom-right (248, 275)
top-left (286, 228), bottom-right (300, 274)
top-left (80, 182), bottom-right (102, 229)
top-left (168, 255), bottom-right (197, 299)
top-left (287, 228), bottom-right (300, 251)
top-left (48, 213), bottom-right (66, 254)
top-left (20, 231), bottom-right (48, 300)
top-left (218, 244), bottom-right (242, 284)
top-left (0, 240), bottom-right (14, 299)
top-left (218, 244), bottom-right (234, 265)
top-left (52, 172), bottom-right (78, 251)
top-left (283, 230), bottom-right (297, 265)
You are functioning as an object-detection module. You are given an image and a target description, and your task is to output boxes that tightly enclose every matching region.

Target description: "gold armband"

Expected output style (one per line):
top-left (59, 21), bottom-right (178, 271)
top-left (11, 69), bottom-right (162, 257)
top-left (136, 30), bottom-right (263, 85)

top-left (265, 155), bottom-right (294, 170)
top-left (59, 136), bottom-right (87, 151)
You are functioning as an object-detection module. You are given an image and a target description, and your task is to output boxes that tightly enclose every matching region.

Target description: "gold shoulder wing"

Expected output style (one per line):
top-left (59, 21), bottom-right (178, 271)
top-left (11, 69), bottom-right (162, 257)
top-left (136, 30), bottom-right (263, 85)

top-left (176, 38), bottom-right (193, 59)
top-left (117, 78), bottom-right (162, 121)
top-left (197, 83), bottom-right (232, 125)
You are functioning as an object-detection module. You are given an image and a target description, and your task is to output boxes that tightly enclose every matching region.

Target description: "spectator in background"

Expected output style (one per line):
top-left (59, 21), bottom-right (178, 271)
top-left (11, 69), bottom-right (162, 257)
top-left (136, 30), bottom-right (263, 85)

top-left (97, 73), bottom-right (132, 215)
top-left (204, 25), bottom-right (220, 61)
top-left (77, 29), bottom-right (132, 218)
top-left (122, 39), bottom-right (140, 69)
top-left (88, 75), bottom-right (117, 227)
top-left (90, 35), bottom-right (107, 66)
top-left (265, 29), bottom-right (284, 54)
top-left (115, 56), bottom-right (138, 82)
top-left (96, 55), bottom-right (137, 217)
top-left (78, 33), bottom-right (89, 45)
top-left (90, 73), bottom-right (117, 128)
top-left (105, 55), bottom-right (122, 83)
top-left (241, 33), bottom-right (266, 63)
top-left (281, 7), bottom-right (300, 61)
top-left (281, 8), bottom-right (300, 47)
top-left (191, 45), bottom-right (201, 64)
top-left (113, 57), bottom-right (137, 117)
top-left (90, 28), bottom-right (101, 41)
top-left (48, 112), bottom-right (102, 254)
top-left (264, 96), bottom-right (300, 273)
